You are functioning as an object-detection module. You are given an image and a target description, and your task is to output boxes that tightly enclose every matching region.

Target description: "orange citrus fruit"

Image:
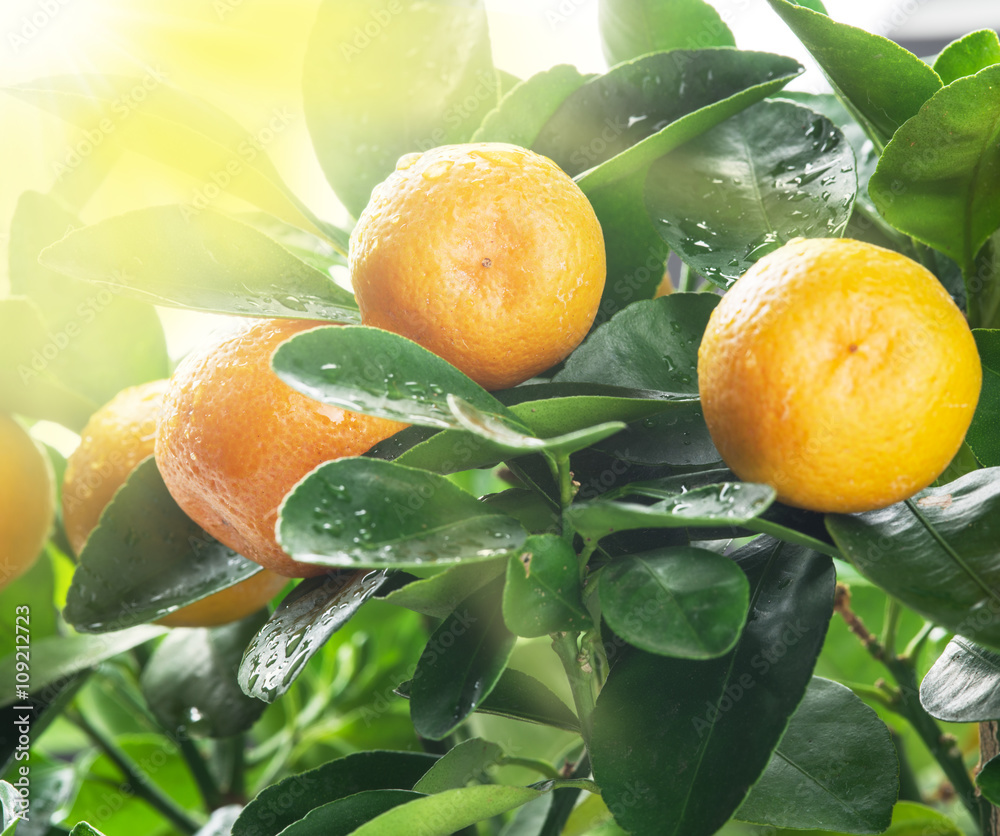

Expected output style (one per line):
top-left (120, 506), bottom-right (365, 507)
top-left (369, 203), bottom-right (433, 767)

top-left (155, 318), bottom-right (408, 578)
top-left (63, 379), bottom-right (289, 627)
top-left (0, 414), bottom-right (54, 590)
top-left (350, 142), bottom-right (607, 390)
top-left (697, 238), bottom-right (982, 513)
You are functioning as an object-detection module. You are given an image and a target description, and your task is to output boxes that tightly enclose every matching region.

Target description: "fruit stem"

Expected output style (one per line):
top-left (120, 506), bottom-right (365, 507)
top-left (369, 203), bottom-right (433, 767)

top-left (178, 734), bottom-right (226, 811)
top-left (69, 707), bottom-right (203, 834)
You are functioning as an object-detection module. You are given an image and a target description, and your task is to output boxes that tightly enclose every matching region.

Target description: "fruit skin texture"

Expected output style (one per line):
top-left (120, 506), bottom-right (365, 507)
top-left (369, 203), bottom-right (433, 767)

top-left (350, 142), bottom-right (607, 391)
top-left (63, 379), bottom-right (289, 628)
top-left (0, 414), bottom-right (54, 590)
top-left (155, 318), bottom-right (408, 578)
top-left (697, 238), bottom-right (982, 514)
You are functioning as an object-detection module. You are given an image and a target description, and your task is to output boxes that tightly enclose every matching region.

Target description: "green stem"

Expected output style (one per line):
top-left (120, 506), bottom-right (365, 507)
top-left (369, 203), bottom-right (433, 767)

top-left (70, 709), bottom-right (202, 834)
top-left (544, 778), bottom-right (600, 794)
top-left (676, 260), bottom-right (696, 293)
top-left (881, 598), bottom-right (902, 659)
top-left (501, 756), bottom-right (563, 781)
top-left (551, 632), bottom-right (596, 747)
top-left (178, 735), bottom-right (224, 811)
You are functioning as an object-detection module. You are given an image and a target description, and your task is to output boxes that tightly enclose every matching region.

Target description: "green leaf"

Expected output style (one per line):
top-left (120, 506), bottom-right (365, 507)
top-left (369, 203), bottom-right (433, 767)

top-left (69, 825), bottom-right (107, 836)
top-left (64, 457), bottom-right (266, 632)
top-left (737, 677), bottom-right (897, 832)
top-left (272, 324), bottom-right (524, 431)
top-left (590, 401), bottom-right (721, 469)
top-left (410, 577), bottom-right (516, 740)
top-left (765, 0), bottom-right (941, 146)
top-left (9, 191), bottom-right (169, 409)
top-left (396, 668), bottom-right (580, 733)
top-left (303, 0), bottom-right (497, 219)
top-left (879, 803), bottom-right (962, 835)
top-left (276, 791), bottom-right (425, 836)
top-left (413, 738), bottom-right (505, 793)
top-left (5, 74), bottom-right (330, 241)
top-left (918, 636), bottom-right (1000, 722)
top-left (231, 750), bottom-right (438, 836)
top-left (238, 570), bottom-right (387, 703)
top-left (560, 50), bottom-right (804, 192)
top-left (598, 0), bottom-right (735, 66)
top-left (448, 395), bottom-right (626, 459)
top-left (827, 468), bottom-right (1000, 650)
top-left (278, 458), bottom-right (526, 570)
top-left (472, 65), bottom-right (592, 148)
top-left (557, 294), bottom-right (718, 392)
top-left (0, 627), bottom-right (163, 698)
top-left (195, 807), bottom-right (244, 836)
top-left (599, 546), bottom-right (750, 659)
top-left (586, 167), bottom-right (672, 327)
top-left (381, 558), bottom-right (506, 619)
top-left (347, 785), bottom-right (544, 836)
top-left (646, 99), bottom-right (856, 288)
top-left (39, 206), bottom-right (358, 322)
top-left (967, 329), bottom-right (1000, 465)
top-left (868, 64), bottom-right (1000, 277)
top-left (0, 297), bottom-right (97, 430)
top-left (589, 537), bottom-right (835, 836)
top-left (568, 482), bottom-right (776, 543)
top-left (140, 613), bottom-right (269, 738)
top-left (933, 30), bottom-right (1000, 86)
top-left (978, 755), bottom-right (1000, 806)
top-left (502, 534), bottom-right (589, 638)
top-left (0, 782), bottom-right (25, 832)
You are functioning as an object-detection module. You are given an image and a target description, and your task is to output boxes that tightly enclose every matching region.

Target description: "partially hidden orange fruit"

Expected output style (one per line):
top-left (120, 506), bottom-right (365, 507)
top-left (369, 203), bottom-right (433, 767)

top-left (0, 414), bottom-right (54, 590)
top-left (697, 238), bottom-right (982, 513)
top-left (63, 379), bottom-right (289, 627)
top-left (155, 318), bottom-right (408, 578)
top-left (350, 142), bottom-right (607, 390)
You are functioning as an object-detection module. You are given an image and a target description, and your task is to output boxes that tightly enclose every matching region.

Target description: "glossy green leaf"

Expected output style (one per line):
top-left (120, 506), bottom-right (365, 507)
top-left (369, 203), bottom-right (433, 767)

top-left (472, 65), bottom-right (592, 148)
top-left (381, 558), bottom-right (506, 619)
top-left (590, 401), bottom-right (721, 469)
top-left (570, 51), bottom-right (803, 192)
top-left (303, 0), bottom-right (497, 219)
top-left (765, 0), bottom-right (941, 146)
top-left (39, 206), bottom-right (358, 322)
top-left (410, 577), bottom-right (516, 740)
top-left (396, 668), bottom-right (580, 733)
top-left (9, 191), bottom-right (169, 409)
top-left (348, 785), bottom-right (544, 836)
top-left (502, 534), bottom-right (589, 638)
top-left (918, 636), bottom-right (1000, 722)
top-left (977, 755), bottom-right (1000, 806)
top-left (140, 613), bottom-right (269, 738)
top-left (869, 65), bottom-right (1000, 276)
top-left (0, 297), bottom-right (98, 430)
top-left (599, 546), bottom-right (750, 659)
top-left (64, 457), bottom-right (266, 632)
top-left (0, 627), bottom-right (163, 698)
top-left (737, 677), bottom-right (897, 832)
top-left (568, 482), bottom-right (776, 544)
top-left (598, 0), bottom-right (735, 66)
top-left (648, 99), bottom-right (856, 287)
top-left (413, 738), bottom-right (504, 793)
top-left (557, 294), bottom-right (718, 392)
top-left (231, 750), bottom-right (438, 836)
top-left (448, 395), bottom-right (625, 459)
top-left (933, 30), bottom-right (1000, 86)
top-left (827, 468), bottom-right (1000, 650)
top-left (238, 570), bottom-right (387, 703)
top-left (69, 825), bottom-right (106, 836)
top-left (590, 537), bottom-right (835, 836)
top-left (586, 167), bottom-right (672, 327)
top-left (277, 791), bottom-right (424, 836)
top-left (0, 782), bottom-right (25, 831)
top-left (530, 49), bottom-right (800, 180)
top-left (273, 324), bottom-right (524, 431)
top-left (278, 458), bottom-right (526, 570)
top-left (967, 329), bottom-right (1000, 466)
top-left (5, 74), bottom-right (330, 241)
